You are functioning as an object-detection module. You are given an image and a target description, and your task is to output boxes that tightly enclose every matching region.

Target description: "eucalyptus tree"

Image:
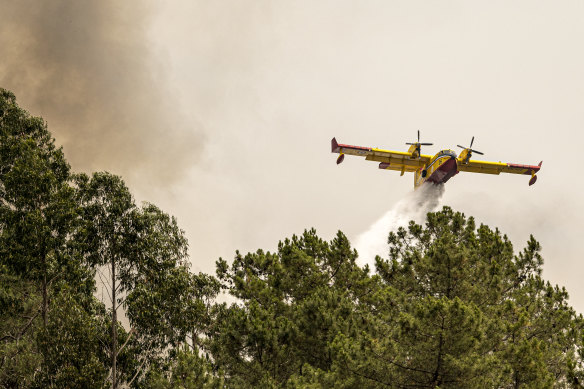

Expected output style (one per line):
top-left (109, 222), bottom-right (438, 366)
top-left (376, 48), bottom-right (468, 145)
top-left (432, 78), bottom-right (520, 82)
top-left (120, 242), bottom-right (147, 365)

top-left (34, 287), bottom-right (110, 388)
top-left (76, 172), bottom-right (209, 388)
top-left (75, 172), bottom-right (139, 388)
top-left (0, 88), bottom-right (216, 387)
top-left (0, 88), bottom-right (99, 386)
top-left (0, 88), bottom-right (82, 327)
top-left (123, 203), bottom-right (215, 383)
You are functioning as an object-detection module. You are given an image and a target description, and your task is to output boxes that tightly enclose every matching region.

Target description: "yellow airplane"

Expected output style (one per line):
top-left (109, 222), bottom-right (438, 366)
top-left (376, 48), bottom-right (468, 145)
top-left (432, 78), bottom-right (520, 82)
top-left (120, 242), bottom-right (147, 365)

top-left (331, 131), bottom-right (542, 188)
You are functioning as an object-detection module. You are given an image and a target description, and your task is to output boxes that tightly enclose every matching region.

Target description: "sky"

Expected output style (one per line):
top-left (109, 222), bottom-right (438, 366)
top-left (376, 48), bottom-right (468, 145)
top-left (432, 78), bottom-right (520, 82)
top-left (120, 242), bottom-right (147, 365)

top-left (1, 1), bottom-right (583, 309)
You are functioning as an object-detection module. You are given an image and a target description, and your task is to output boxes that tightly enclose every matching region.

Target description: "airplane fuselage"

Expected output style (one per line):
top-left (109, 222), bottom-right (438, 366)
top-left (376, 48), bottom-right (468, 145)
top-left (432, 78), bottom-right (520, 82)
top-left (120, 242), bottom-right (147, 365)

top-left (414, 149), bottom-right (459, 188)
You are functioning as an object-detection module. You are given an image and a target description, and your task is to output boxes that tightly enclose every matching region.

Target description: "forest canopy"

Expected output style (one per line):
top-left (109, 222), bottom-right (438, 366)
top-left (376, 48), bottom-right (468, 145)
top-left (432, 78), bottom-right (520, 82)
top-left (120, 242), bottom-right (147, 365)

top-left (1, 88), bottom-right (584, 388)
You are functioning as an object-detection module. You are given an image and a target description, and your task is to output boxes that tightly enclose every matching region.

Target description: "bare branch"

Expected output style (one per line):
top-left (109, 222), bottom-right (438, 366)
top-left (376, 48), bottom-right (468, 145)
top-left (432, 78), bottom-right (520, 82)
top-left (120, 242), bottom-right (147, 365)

top-left (97, 267), bottom-right (112, 290)
top-left (127, 357), bottom-right (147, 386)
top-left (115, 300), bottom-right (125, 311)
top-left (0, 310), bottom-right (40, 342)
top-left (47, 271), bottom-right (63, 287)
top-left (96, 269), bottom-right (113, 303)
top-left (115, 282), bottom-right (124, 293)
top-left (117, 328), bottom-right (136, 357)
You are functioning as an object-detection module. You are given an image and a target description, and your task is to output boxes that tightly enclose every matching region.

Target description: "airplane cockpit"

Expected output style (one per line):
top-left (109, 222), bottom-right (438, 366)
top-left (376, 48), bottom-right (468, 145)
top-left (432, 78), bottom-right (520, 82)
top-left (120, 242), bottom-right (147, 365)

top-left (437, 149), bottom-right (457, 158)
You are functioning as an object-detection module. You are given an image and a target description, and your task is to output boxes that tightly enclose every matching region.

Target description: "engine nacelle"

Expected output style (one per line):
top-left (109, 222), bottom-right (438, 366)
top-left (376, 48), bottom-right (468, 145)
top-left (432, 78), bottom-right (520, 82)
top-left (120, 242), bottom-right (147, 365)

top-left (458, 148), bottom-right (471, 163)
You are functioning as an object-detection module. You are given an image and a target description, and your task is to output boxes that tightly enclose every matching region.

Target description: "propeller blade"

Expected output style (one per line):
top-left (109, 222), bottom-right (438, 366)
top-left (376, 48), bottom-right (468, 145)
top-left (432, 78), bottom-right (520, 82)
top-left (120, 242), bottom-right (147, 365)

top-left (470, 136), bottom-right (474, 148)
top-left (471, 149), bottom-right (484, 155)
top-left (457, 145), bottom-right (466, 149)
top-left (406, 131), bottom-right (432, 154)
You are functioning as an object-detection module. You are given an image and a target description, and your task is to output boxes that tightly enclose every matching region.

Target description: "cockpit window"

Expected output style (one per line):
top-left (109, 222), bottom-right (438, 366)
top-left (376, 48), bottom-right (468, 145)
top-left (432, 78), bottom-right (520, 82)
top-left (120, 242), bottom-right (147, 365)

top-left (438, 150), bottom-right (457, 158)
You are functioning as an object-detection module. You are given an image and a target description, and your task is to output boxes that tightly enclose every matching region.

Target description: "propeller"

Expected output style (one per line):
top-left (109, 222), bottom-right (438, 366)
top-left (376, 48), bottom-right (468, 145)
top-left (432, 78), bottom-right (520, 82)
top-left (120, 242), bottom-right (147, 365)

top-left (457, 136), bottom-right (484, 155)
top-left (406, 130), bottom-right (433, 156)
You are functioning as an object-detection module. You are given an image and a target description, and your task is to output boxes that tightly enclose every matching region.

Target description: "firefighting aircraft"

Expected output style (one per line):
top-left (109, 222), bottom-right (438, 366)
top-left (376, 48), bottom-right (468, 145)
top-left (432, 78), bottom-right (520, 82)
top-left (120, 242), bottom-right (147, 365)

top-left (331, 131), bottom-right (542, 189)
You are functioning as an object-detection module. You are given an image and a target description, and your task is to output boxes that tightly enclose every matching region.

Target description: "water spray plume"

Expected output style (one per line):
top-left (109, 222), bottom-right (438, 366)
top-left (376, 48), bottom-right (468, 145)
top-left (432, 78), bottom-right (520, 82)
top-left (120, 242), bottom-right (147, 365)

top-left (354, 184), bottom-right (445, 270)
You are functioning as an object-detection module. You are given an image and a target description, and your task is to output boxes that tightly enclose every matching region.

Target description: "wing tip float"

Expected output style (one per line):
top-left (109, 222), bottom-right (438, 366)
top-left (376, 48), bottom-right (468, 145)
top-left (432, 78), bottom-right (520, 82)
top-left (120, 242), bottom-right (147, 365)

top-left (528, 161), bottom-right (543, 186)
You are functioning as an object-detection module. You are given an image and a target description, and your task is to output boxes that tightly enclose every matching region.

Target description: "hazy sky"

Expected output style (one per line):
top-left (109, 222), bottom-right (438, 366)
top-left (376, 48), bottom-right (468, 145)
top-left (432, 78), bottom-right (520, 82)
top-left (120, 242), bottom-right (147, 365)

top-left (1, 1), bottom-right (583, 310)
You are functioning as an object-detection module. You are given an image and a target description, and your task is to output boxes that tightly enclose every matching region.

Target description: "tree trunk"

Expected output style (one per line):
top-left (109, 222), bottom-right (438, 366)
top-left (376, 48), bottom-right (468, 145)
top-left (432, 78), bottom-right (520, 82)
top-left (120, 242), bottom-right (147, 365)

top-left (112, 258), bottom-right (118, 389)
top-left (42, 274), bottom-right (48, 326)
top-left (41, 252), bottom-right (48, 327)
top-left (431, 316), bottom-right (445, 388)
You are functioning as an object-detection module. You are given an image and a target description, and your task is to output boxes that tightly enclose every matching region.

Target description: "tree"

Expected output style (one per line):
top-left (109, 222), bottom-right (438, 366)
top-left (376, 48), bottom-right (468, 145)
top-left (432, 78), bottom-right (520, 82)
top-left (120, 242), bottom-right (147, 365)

top-left (124, 204), bottom-right (221, 385)
top-left (208, 208), bottom-right (583, 388)
top-left (76, 172), bottom-right (213, 388)
top-left (75, 172), bottom-right (137, 389)
top-left (323, 207), bottom-right (583, 388)
top-left (34, 287), bottom-right (110, 388)
top-left (144, 346), bottom-right (223, 389)
top-left (210, 229), bottom-right (373, 387)
top-left (0, 88), bottom-right (223, 387)
top-left (0, 268), bottom-right (42, 388)
top-left (0, 88), bottom-right (85, 326)
top-left (0, 88), bottom-right (98, 386)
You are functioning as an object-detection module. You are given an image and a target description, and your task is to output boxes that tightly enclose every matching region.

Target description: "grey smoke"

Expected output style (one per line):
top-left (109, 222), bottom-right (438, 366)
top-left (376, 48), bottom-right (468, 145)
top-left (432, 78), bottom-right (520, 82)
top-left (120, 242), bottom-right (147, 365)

top-left (0, 0), bottom-right (204, 184)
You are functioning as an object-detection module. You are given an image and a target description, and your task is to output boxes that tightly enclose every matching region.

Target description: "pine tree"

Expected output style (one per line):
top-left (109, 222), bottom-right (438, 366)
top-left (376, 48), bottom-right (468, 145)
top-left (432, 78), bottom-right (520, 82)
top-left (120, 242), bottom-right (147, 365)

top-left (209, 207), bottom-right (583, 388)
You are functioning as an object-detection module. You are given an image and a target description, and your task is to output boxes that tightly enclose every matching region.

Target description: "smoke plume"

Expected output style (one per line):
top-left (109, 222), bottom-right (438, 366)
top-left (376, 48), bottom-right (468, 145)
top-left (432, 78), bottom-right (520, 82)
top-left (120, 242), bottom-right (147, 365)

top-left (0, 0), bottom-right (204, 184)
top-left (354, 183), bottom-right (445, 270)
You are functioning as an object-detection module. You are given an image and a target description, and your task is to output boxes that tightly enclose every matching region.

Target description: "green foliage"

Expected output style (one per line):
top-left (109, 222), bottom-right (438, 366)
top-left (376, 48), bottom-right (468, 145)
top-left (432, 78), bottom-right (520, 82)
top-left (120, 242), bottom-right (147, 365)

top-left (0, 88), bottom-right (99, 387)
top-left (0, 269), bottom-right (42, 388)
top-left (209, 208), bottom-right (583, 389)
top-left (0, 87), bottom-right (86, 300)
top-left (75, 172), bottom-right (221, 387)
top-left (34, 288), bottom-right (110, 388)
top-left (210, 229), bottom-right (376, 387)
top-left (2, 88), bottom-right (584, 388)
top-left (145, 346), bottom-right (223, 389)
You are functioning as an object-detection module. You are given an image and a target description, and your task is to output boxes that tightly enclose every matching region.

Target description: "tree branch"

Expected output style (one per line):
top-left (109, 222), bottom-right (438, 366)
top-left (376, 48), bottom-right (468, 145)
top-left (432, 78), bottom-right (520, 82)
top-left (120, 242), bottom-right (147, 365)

top-left (127, 357), bottom-right (147, 386)
top-left (0, 310), bottom-right (40, 342)
top-left (96, 268), bottom-right (113, 303)
top-left (117, 328), bottom-right (135, 357)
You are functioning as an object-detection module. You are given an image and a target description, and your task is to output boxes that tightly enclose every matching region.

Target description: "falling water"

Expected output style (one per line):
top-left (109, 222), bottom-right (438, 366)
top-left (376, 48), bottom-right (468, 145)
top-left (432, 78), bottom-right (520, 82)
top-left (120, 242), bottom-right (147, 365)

top-left (353, 183), bottom-right (445, 270)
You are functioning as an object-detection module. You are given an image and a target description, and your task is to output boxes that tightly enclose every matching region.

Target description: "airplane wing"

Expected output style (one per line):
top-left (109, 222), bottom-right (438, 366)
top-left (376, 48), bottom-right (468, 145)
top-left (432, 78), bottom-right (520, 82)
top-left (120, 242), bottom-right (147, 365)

top-left (331, 137), bottom-right (430, 173)
top-left (458, 159), bottom-right (542, 177)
